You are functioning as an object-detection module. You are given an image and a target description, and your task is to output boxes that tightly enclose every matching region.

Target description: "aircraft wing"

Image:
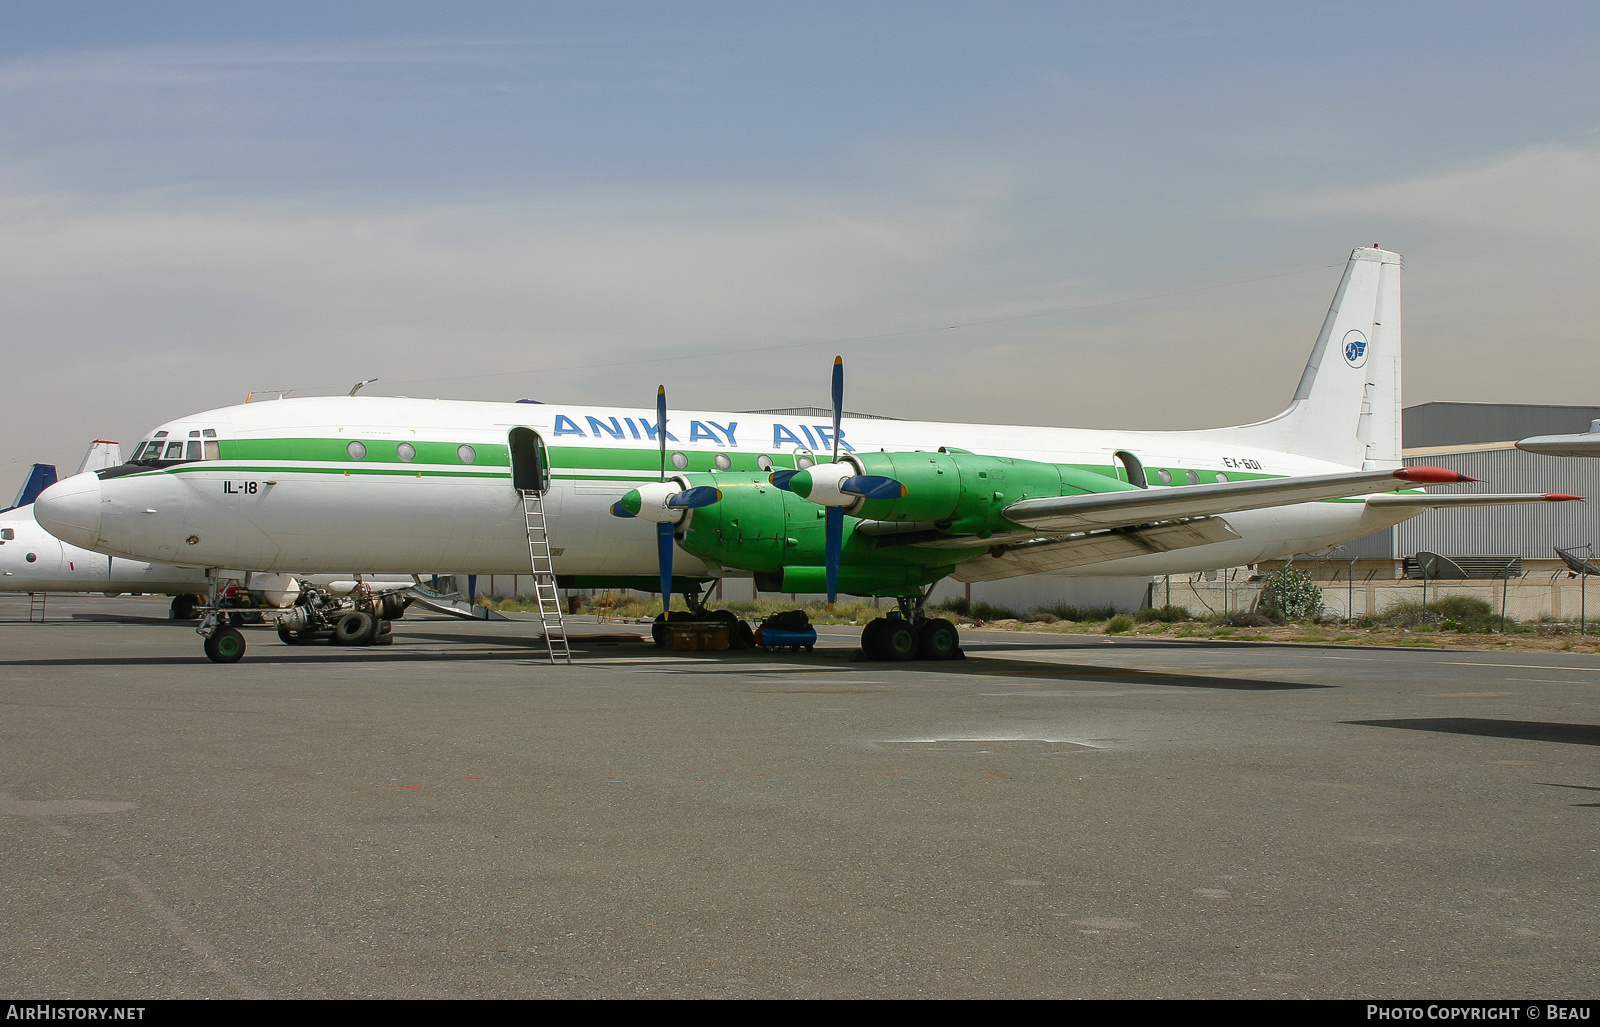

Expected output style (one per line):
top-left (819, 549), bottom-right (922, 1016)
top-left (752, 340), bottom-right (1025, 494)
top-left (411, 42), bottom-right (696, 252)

top-left (1364, 493), bottom-right (1584, 508)
top-left (930, 467), bottom-right (1472, 583)
top-left (996, 466), bottom-right (1470, 534)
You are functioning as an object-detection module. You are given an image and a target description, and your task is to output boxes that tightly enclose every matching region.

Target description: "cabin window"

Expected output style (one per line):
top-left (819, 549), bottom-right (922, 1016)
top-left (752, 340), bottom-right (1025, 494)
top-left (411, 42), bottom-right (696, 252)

top-left (397, 443), bottom-right (416, 462)
top-left (1155, 469), bottom-right (1173, 485)
top-left (458, 445), bottom-right (477, 464)
top-left (714, 453), bottom-right (732, 471)
top-left (347, 442), bottom-right (367, 460)
top-left (671, 452), bottom-right (689, 470)
top-left (1215, 471), bottom-right (1229, 483)
top-left (756, 455), bottom-right (774, 472)
top-left (1184, 470), bottom-right (1199, 485)
top-left (795, 452), bottom-right (815, 469)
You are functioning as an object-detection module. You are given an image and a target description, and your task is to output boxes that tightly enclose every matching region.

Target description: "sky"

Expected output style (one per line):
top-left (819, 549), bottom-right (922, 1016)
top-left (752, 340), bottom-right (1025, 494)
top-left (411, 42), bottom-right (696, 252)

top-left (0, 1), bottom-right (1596, 484)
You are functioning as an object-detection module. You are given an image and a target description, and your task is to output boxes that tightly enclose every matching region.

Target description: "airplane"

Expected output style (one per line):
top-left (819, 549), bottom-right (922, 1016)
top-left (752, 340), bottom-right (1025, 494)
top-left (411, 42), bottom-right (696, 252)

top-left (32, 245), bottom-right (1581, 662)
top-left (2, 442), bottom-right (211, 616)
top-left (1517, 420), bottom-right (1600, 458)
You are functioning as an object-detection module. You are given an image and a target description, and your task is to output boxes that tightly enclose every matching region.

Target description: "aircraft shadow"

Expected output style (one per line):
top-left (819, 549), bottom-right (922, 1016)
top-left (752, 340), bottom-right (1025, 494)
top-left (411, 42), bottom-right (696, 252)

top-left (648, 650), bottom-right (1326, 691)
top-left (1345, 717), bottom-right (1600, 747)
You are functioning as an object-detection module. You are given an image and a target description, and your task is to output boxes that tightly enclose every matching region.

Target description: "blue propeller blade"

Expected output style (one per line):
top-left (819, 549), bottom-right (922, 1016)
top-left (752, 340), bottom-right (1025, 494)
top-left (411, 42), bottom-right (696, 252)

top-left (657, 520), bottom-right (674, 615)
top-left (768, 469), bottom-right (799, 491)
top-left (830, 356), bottom-right (844, 463)
top-left (840, 475), bottom-right (905, 500)
top-left (657, 386), bottom-right (668, 483)
top-left (824, 505), bottom-right (843, 606)
top-left (666, 485), bottom-right (722, 508)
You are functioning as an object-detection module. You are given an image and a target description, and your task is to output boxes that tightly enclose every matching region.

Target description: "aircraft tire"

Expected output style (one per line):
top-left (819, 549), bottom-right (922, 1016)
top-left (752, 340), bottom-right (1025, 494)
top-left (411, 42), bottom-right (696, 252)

top-left (651, 610), bottom-right (693, 647)
top-left (332, 610), bottom-right (380, 646)
top-left (204, 627), bottom-right (246, 664)
top-left (170, 594), bottom-right (199, 620)
top-left (860, 617), bottom-right (888, 659)
top-left (916, 619), bottom-right (960, 661)
top-left (277, 623), bottom-right (315, 645)
top-left (881, 620), bottom-right (917, 662)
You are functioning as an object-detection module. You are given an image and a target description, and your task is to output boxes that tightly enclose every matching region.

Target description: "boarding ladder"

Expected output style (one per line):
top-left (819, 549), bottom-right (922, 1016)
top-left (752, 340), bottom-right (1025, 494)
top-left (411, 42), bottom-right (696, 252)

top-left (28, 592), bottom-right (46, 623)
top-left (521, 489), bottom-right (572, 664)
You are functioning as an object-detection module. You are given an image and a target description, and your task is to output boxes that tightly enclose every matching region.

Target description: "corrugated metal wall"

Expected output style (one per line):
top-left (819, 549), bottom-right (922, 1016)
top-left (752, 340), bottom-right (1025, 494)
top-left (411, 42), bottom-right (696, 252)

top-left (1394, 447), bottom-right (1600, 558)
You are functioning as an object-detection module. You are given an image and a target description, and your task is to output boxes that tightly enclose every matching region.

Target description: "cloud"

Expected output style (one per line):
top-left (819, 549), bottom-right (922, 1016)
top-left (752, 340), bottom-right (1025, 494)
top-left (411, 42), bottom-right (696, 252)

top-left (1283, 143), bottom-right (1600, 242)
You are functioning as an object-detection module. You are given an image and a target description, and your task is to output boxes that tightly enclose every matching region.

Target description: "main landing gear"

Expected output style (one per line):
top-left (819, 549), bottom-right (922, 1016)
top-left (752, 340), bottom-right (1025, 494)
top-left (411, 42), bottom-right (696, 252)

top-left (650, 581), bottom-right (756, 649)
top-left (858, 595), bottom-right (962, 662)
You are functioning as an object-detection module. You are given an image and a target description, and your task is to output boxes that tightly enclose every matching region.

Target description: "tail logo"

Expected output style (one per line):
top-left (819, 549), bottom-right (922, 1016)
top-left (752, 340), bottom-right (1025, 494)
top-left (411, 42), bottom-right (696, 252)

top-left (1341, 329), bottom-right (1369, 369)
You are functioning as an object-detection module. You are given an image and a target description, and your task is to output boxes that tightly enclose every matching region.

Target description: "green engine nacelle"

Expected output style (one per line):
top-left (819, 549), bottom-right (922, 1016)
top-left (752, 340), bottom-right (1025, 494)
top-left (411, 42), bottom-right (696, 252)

top-left (846, 449), bottom-right (1139, 538)
top-left (673, 472), bottom-right (957, 597)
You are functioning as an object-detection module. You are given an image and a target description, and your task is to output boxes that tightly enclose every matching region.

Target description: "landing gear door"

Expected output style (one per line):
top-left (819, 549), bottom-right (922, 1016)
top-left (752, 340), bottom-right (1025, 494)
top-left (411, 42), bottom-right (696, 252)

top-left (508, 427), bottom-right (551, 494)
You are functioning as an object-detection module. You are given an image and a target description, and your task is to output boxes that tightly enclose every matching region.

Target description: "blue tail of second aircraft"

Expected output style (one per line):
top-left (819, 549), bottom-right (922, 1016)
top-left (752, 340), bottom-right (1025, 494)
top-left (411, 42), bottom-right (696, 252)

top-left (3, 463), bottom-right (58, 513)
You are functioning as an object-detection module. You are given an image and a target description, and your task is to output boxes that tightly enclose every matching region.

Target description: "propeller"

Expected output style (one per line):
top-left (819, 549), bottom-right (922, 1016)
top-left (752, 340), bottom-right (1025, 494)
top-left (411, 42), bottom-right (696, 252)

top-left (655, 385), bottom-right (674, 616)
top-left (825, 358), bottom-right (844, 608)
top-left (605, 386), bottom-right (721, 615)
top-left (766, 357), bottom-right (908, 606)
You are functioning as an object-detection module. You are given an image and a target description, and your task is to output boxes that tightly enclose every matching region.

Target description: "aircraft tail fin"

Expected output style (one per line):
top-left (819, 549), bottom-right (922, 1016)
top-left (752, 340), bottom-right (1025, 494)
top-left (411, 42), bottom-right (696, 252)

top-left (5, 463), bottom-right (58, 512)
top-left (76, 440), bottom-right (123, 474)
top-left (1215, 246), bottom-right (1403, 468)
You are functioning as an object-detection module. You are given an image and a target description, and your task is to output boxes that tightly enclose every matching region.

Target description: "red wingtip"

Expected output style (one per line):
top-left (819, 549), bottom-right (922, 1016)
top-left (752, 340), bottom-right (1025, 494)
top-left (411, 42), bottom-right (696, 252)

top-left (1393, 466), bottom-right (1477, 484)
top-left (1544, 493), bottom-right (1586, 502)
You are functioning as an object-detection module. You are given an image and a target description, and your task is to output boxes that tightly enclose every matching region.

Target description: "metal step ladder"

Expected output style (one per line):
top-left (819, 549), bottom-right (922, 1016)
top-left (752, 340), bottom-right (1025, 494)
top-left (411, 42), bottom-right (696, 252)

top-left (28, 592), bottom-right (46, 623)
top-left (521, 489), bottom-right (572, 664)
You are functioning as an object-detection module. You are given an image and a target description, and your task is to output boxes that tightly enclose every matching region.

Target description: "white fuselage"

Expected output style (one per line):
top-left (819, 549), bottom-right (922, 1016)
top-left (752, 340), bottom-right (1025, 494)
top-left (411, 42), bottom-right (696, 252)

top-left (34, 396), bottom-right (1421, 582)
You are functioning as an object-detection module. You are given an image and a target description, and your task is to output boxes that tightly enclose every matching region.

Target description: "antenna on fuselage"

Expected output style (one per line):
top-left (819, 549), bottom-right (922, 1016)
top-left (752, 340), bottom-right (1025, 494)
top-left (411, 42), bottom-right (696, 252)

top-left (349, 378), bottom-right (379, 396)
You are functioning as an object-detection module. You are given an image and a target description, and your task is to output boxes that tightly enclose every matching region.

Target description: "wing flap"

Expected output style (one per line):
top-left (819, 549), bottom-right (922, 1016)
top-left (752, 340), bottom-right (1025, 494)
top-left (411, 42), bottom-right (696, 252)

top-left (951, 516), bottom-right (1242, 582)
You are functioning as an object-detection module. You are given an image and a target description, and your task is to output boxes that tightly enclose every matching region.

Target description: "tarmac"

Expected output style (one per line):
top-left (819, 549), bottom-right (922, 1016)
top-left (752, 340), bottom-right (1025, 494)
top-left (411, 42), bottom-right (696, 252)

top-left (1, 594), bottom-right (1596, 999)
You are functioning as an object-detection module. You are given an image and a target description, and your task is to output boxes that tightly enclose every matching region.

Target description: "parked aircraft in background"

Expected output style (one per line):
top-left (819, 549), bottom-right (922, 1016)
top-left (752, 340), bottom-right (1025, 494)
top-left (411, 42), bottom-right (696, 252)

top-left (1518, 420), bottom-right (1600, 458)
top-left (2, 442), bottom-right (209, 616)
top-left (34, 246), bottom-right (1581, 661)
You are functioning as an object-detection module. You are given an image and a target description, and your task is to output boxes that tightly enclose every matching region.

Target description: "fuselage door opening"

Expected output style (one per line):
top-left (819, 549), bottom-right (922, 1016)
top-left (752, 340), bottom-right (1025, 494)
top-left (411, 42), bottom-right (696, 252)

top-left (509, 427), bottom-right (551, 494)
top-left (1113, 450), bottom-right (1148, 489)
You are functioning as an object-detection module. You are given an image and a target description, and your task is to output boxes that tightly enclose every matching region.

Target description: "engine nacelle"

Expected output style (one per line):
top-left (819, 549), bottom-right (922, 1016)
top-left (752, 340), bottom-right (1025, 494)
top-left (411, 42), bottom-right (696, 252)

top-left (615, 479), bottom-right (693, 524)
top-left (843, 449), bottom-right (1138, 537)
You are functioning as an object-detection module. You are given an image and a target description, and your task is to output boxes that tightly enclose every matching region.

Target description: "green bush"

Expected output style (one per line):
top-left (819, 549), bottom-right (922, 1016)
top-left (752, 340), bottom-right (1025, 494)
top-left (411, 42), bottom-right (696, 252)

top-left (1376, 599), bottom-right (1439, 627)
top-left (932, 596), bottom-right (971, 617)
top-left (1104, 614), bottom-right (1135, 633)
top-left (1135, 604), bottom-right (1191, 623)
top-left (1035, 603), bottom-right (1119, 622)
top-left (971, 601), bottom-right (1020, 621)
top-left (1259, 564), bottom-right (1325, 621)
top-left (1427, 595), bottom-right (1494, 621)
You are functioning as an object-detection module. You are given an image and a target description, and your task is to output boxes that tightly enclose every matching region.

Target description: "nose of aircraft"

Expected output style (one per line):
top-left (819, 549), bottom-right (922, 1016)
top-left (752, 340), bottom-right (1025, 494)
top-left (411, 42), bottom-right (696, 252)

top-left (34, 472), bottom-right (103, 550)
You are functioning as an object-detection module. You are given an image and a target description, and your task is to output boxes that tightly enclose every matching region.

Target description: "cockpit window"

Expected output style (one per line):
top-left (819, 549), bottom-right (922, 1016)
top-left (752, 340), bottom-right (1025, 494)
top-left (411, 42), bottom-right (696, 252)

top-left (164, 441), bottom-right (184, 460)
top-left (185, 440), bottom-right (203, 461)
